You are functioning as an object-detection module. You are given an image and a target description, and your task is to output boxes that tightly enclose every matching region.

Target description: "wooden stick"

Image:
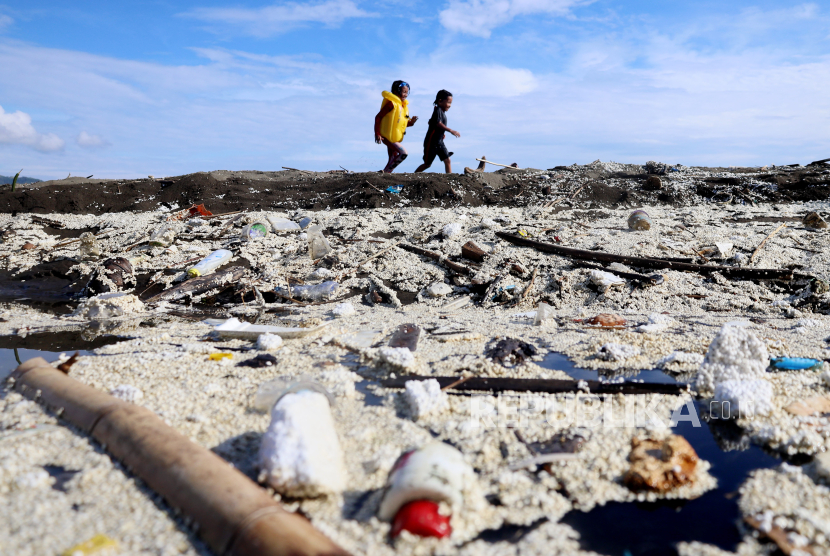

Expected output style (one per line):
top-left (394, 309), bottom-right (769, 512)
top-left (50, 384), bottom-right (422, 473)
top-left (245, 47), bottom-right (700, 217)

top-left (201, 210), bottom-right (242, 220)
top-left (750, 222), bottom-right (787, 264)
top-left (520, 267), bottom-right (539, 303)
top-left (569, 183), bottom-right (588, 200)
top-left (381, 375), bottom-right (689, 396)
top-left (495, 232), bottom-right (793, 280)
top-left (475, 158), bottom-right (522, 170)
top-left (441, 375), bottom-right (472, 391)
top-left (398, 243), bottom-right (475, 275)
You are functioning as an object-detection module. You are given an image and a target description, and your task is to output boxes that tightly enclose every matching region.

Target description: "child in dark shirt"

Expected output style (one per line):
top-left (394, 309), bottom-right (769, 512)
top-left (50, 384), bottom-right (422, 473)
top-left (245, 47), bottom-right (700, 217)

top-left (415, 90), bottom-right (460, 174)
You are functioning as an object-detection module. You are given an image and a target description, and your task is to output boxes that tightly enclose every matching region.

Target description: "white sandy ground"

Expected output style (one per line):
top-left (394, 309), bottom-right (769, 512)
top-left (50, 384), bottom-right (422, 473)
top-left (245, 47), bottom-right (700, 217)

top-left (2, 171), bottom-right (830, 554)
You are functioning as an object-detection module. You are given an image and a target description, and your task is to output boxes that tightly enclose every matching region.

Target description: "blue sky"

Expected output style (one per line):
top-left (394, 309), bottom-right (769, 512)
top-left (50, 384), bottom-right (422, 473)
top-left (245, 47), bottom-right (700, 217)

top-left (1, 1), bottom-right (829, 179)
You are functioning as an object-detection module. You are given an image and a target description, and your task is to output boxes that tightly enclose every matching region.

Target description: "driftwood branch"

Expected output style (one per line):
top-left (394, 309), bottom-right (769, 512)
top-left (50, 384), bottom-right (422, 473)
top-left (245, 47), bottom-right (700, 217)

top-left (495, 232), bottom-right (793, 281)
top-left (381, 375), bottom-right (689, 396)
top-left (146, 266), bottom-right (246, 303)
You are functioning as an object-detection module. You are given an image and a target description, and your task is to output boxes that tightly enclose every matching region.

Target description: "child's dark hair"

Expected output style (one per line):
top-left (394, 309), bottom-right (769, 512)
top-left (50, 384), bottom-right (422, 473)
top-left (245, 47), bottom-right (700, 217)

top-left (433, 89), bottom-right (452, 106)
top-left (391, 80), bottom-right (410, 98)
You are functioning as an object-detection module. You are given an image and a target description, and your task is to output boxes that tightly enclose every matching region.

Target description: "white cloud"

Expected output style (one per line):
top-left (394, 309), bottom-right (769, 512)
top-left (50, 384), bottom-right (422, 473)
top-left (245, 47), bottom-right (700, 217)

top-left (439, 0), bottom-right (589, 37)
top-left (0, 14), bottom-right (12, 32)
top-left (0, 105), bottom-right (64, 152)
top-left (183, 0), bottom-right (375, 37)
top-left (76, 131), bottom-right (110, 148)
top-left (406, 64), bottom-right (538, 97)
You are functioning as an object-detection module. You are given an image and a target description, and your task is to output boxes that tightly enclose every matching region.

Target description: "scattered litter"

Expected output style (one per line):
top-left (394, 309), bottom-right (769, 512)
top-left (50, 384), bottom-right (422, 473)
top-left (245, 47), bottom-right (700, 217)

top-left (386, 185), bottom-right (403, 194)
top-left (378, 346), bottom-right (416, 369)
top-left (803, 212), bottom-right (828, 229)
top-left (61, 534), bottom-right (118, 556)
top-left (584, 313), bottom-right (626, 328)
top-left (256, 333), bottom-right (284, 351)
top-left (442, 222), bottom-right (463, 238)
top-left (331, 302), bottom-right (355, 317)
top-left (442, 296), bottom-right (471, 312)
top-left (696, 323), bottom-right (769, 393)
top-left (258, 387), bottom-right (346, 496)
top-left (267, 216), bottom-right (301, 232)
top-left (389, 323), bottom-right (421, 352)
top-left (404, 379), bottom-right (449, 420)
top-left (306, 224), bottom-right (333, 258)
top-left (79, 232), bottom-right (101, 260)
top-left (276, 280), bottom-right (339, 302)
top-left (208, 353), bottom-right (232, 361)
top-left (187, 249), bottom-right (232, 278)
top-left (627, 210), bottom-right (652, 231)
top-left (241, 221), bottom-right (269, 241)
top-left (485, 338), bottom-right (537, 367)
top-left (426, 282), bottom-right (453, 297)
top-left (597, 343), bottom-right (641, 362)
top-left (215, 317), bottom-right (331, 339)
top-left (379, 442), bottom-right (476, 538)
top-left (238, 353), bottom-right (278, 368)
top-left (636, 313), bottom-right (675, 333)
top-left (534, 302), bottom-right (555, 326)
top-left (625, 435), bottom-right (698, 492)
top-left (590, 269), bottom-right (626, 292)
top-left (769, 357), bottom-right (822, 371)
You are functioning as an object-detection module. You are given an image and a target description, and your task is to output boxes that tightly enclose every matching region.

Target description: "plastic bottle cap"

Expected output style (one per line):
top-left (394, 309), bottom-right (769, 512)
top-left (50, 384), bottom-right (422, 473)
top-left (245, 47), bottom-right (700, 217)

top-left (391, 500), bottom-right (452, 539)
top-left (187, 268), bottom-right (201, 278)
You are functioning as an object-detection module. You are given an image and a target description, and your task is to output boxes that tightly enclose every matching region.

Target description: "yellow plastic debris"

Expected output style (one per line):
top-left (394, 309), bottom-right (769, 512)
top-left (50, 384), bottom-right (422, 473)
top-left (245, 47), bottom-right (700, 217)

top-left (62, 534), bottom-right (118, 556)
top-left (209, 352), bottom-right (232, 361)
top-left (518, 229), bottom-right (530, 237)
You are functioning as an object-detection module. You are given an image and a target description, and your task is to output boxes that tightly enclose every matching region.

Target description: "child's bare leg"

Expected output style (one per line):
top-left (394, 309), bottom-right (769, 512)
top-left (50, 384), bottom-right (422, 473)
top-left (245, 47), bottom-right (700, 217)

top-left (382, 139), bottom-right (407, 173)
top-left (443, 158), bottom-right (452, 173)
top-left (414, 161), bottom-right (430, 173)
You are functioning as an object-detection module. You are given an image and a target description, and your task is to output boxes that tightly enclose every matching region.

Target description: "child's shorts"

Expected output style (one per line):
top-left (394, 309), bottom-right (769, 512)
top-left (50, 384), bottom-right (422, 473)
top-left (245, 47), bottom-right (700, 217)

top-left (423, 139), bottom-right (451, 166)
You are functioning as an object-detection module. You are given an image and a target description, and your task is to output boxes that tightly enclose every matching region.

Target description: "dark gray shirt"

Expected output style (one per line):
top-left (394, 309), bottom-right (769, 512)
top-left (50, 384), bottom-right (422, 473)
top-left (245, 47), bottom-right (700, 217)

top-left (424, 106), bottom-right (447, 146)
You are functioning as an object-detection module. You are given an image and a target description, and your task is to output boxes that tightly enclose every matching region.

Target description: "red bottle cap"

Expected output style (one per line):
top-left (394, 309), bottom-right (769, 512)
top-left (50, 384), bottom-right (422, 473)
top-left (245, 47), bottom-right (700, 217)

top-left (391, 500), bottom-right (452, 538)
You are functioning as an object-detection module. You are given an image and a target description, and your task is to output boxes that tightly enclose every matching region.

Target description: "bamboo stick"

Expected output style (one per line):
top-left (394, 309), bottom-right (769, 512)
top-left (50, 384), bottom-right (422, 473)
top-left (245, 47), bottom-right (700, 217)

top-left (11, 357), bottom-right (349, 556)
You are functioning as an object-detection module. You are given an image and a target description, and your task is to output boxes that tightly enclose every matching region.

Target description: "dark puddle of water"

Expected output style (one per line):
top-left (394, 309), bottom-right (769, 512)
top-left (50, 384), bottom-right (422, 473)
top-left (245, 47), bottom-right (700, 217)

top-left (0, 331), bottom-right (123, 381)
top-left (540, 352), bottom-right (679, 384)
top-left (562, 402), bottom-right (781, 555)
top-left (535, 352), bottom-right (781, 554)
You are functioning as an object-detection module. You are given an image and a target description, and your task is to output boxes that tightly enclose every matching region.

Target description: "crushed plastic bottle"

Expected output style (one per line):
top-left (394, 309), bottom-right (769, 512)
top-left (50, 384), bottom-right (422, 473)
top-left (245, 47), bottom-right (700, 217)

top-left (241, 222), bottom-right (268, 241)
top-left (149, 222), bottom-right (179, 247)
top-left (187, 249), bottom-right (232, 278)
top-left (534, 302), bottom-right (555, 326)
top-left (79, 232), bottom-right (101, 261)
top-left (306, 225), bottom-right (333, 259)
top-left (275, 280), bottom-right (339, 301)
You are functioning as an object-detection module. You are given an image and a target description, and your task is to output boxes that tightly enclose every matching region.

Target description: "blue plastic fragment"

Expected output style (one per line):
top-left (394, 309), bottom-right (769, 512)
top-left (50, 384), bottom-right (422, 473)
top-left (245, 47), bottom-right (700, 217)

top-left (386, 185), bottom-right (403, 194)
top-left (769, 357), bottom-right (823, 371)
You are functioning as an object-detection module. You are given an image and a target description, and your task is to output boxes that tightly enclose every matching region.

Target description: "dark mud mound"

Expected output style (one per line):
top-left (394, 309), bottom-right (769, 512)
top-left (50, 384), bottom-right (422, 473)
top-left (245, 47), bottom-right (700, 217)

top-left (3, 164), bottom-right (829, 215)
